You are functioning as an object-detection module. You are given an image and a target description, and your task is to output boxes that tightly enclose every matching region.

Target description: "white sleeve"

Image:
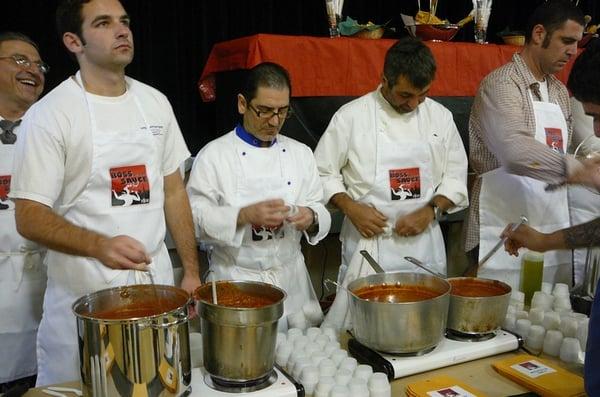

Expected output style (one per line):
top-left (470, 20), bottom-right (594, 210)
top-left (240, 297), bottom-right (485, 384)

top-left (314, 112), bottom-right (351, 203)
top-left (161, 100), bottom-right (191, 176)
top-left (297, 146), bottom-right (332, 245)
top-left (186, 146), bottom-right (245, 247)
top-left (435, 112), bottom-right (469, 211)
top-left (10, 115), bottom-right (65, 207)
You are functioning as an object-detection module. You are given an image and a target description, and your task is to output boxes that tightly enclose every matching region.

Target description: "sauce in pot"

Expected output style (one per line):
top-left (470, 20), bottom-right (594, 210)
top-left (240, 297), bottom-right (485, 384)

top-left (449, 279), bottom-right (509, 297)
top-left (196, 282), bottom-right (278, 308)
top-left (354, 284), bottom-right (442, 303)
top-left (91, 303), bottom-right (176, 319)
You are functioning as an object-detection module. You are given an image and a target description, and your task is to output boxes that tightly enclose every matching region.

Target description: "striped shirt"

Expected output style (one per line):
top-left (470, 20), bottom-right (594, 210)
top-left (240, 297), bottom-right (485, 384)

top-left (464, 53), bottom-right (577, 252)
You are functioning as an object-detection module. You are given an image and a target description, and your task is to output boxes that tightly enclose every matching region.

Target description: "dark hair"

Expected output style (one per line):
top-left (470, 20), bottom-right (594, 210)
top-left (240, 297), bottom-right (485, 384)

top-left (241, 62), bottom-right (292, 102)
top-left (0, 32), bottom-right (40, 52)
top-left (56, 0), bottom-right (92, 44)
top-left (525, 0), bottom-right (585, 46)
top-left (383, 37), bottom-right (436, 90)
top-left (568, 42), bottom-right (600, 105)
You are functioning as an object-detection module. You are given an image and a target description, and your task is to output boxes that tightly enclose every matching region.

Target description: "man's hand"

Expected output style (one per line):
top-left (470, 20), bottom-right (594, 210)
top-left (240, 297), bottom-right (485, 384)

top-left (238, 199), bottom-right (288, 227)
top-left (569, 156), bottom-right (600, 191)
top-left (502, 224), bottom-right (548, 256)
top-left (180, 272), bottom-right (202, 319)
top-left (395, 205), bottom-right (434, 237)
top-left (94, 235), bottom-right (151, 270)
top-left (345, 201), bottom-right (388, 238)
top-left (286, 206), bottom-right (314, 231)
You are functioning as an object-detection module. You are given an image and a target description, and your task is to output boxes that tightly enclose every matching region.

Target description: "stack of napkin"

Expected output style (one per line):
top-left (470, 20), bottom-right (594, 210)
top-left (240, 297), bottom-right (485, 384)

top-left (492, 354), bottom-right (585, 397)
top-left (406, 375), bottom-right (487, 397)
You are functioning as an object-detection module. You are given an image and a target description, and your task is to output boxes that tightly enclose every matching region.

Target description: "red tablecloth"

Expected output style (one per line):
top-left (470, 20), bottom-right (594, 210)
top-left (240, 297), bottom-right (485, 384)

top-left (198, 33), bottom-right (576, 102)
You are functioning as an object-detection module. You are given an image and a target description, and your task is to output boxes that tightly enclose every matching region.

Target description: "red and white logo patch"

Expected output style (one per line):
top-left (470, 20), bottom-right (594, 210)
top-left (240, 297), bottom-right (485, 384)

top-left (0, 175), bottom-right (11, 210)
top-left (389, 167), bottom-right (421, 201)
top-left (545, 127), bottom-right (564, 154)
top-left (110, 165), bottom-right (150, 206)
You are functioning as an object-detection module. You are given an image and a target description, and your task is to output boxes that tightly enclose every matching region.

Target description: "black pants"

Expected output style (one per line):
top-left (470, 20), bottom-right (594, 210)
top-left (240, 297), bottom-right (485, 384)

top-left (0, 375), bottom-right (36, 396)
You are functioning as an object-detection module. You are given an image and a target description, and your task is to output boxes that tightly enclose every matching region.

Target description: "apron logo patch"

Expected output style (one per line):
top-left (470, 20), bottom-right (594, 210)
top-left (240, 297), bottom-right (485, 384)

top-left (544, 127), bottom-right (564, 154)
top-left (110, 165), bottom-right (150, 206)
top-left (0, 175), bottom-right (11, 210)
top-left (251, 225), bottom-right (284, 241)
top-left (389, 167), bottom-right (421, 200)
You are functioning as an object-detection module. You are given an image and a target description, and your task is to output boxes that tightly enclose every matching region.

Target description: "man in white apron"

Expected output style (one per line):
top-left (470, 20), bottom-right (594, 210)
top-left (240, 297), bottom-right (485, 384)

top-left (9, 0), bottom-right (201, 385)
top-left (0, 32), bottom-right (46, 392)
top-left (187, 63), bottom-right (331, 331)
top-left (501, 43), bottom-right (600, 396)
top-left (315, 37), bottom-right (468, 329)
top-left (465, 1), bottom-right (586, 290)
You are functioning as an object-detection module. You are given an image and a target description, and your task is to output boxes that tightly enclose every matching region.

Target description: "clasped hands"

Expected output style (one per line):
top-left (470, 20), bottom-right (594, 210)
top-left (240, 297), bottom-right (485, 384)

top-left (238, 199), bottom-right (314, 231)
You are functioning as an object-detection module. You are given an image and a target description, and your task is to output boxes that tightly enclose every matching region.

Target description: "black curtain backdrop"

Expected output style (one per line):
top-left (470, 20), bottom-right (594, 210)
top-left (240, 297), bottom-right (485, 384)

top-left (3, 0), bottom-right (598, 154)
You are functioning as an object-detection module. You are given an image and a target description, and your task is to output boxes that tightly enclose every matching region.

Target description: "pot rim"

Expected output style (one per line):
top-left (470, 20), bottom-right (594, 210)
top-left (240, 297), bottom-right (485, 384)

top-left (194, 280), bottom-right (287, 311)
top-left (348, 272), bottom-right (451, 305)
top-left (72, 284), bottom-right (191, 323)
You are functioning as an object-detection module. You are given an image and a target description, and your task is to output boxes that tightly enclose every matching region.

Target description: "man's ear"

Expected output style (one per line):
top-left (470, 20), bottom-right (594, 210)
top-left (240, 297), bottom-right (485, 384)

top-left (530, 24), bottom-right (547, 46)
top-left (63, 32), bottom-right (84, 55)
top-left (237, 93), bottom-right (247, 115)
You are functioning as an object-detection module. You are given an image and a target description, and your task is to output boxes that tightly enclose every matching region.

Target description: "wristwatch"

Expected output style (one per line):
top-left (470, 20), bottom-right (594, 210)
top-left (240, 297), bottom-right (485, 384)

top-left (428, 202), bottom-right (445, 222)
top-left (309, 207), bottom-right (319, 226)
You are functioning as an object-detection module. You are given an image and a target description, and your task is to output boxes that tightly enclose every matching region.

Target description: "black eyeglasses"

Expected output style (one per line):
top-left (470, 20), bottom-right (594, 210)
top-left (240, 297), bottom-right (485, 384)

top-left (247, 103), bottom-right (293, 120)
top-left (0, 54), bottom-right (50, 75)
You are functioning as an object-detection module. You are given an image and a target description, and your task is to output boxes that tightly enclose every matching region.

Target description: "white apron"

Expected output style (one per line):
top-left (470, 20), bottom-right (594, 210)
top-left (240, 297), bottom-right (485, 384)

top-left (36, 74), bottom-right (174, 386)
top-left (0, 142), bottom-right (46, 383)
top-left (208, 137), bottom-right (321, 331)
top-left (339, 103), bottom-right (446, 282)
top-left (326, 103), bottom-right (446, 331)
top-left (479, 96), bottom-right (571, 290)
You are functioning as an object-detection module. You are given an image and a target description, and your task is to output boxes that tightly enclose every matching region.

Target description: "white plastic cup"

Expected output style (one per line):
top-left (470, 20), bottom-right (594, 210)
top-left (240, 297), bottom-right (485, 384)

top-left (329, 385), bottom-right (350, 397)
top-left (294, 335), bottom-right (310, 351)
top-left (304, 343), bottom-right (320, 357)
top-left (348, 378), bottom-right (369, 397)
top-left (334, 368), bottom-right (353, 386)
top-left (541, 282), bottom-right (553, 294)
top-left (287, 350), bottom-right (307, 373)
top-left (354, 364), bottom-right (374, 381)
top-left (531, 292), bottom-right (553, 311)
top-left (321, 326), bottom-right (339, 342)
top-left (577, 318), bottom-right (589, 351)
top-left (303, 301), bottom-right (324, 326)
top-left (553, 283), bottom-right (570, 296)
top-left (315, 334), bottom-right (331, 349)
top-left (314, 376), bottom-right (336, 397)
top-left (318, 358), bottom-right (337, 377)
top-left (529, 308), bottom-right (545, 325)
top-left (277, 332), bottom-right (287, 348)
top-left (504, 315), bottom-right (517, 332)
top-left (560, 337), bottom-right (582, 363)
top-left (515, 318), bottom-right (532, 339)
top-left (324, 341), bottom-right (341, 357)
top-left (515, 310), bottom-right (529, 320)
top-left (339, 357), bottom-right (358, 373)
top-left (554, 296), bottom-right (572, 311)
top-left (525, 325), bottom-right (545, 354)
top-left (275, 342), bottom-right (294, 368)
top-left (559, 317), bottom-right (578, 338)
top-left (306, 327), bottom-right (322, 341)
top-left (330, 349), bottom-right (348, 366)
top-left (368, 372), bottom-right (391, 397)
top-left (293, 356), bottom-right (313, 380)
top-left (542, 330), bottom-right (564, 356)
top-left (511, 290), bottom-right (525, 303)
top-left (542, 311), bottom-right (561, 331)
top-left (310, 351), bottom-right (328, 367)
top-left (287, 327), bottom-right (304, 342)
top-left (506, 305), bottom-right (517, 315)
top-left (300, 366), bottom-right (319, 395)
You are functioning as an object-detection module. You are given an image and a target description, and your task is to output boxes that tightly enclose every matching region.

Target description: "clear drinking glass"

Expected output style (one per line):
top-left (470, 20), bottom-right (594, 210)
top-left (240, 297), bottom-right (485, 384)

top-left (474, 0), bottom-right (492, 44)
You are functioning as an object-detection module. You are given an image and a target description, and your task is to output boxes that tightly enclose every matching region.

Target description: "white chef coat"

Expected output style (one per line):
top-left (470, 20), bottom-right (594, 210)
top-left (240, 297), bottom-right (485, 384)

top-left (10, 73), bottom-right (187, 385)
top-left (479, 91), bottom-right (572, 290)
top-left (0, 119), bottom-right (46, 383)
top-left (314, 89), bottom-right (468, 278)
top-left (187, 127), bottom-right (331, 330)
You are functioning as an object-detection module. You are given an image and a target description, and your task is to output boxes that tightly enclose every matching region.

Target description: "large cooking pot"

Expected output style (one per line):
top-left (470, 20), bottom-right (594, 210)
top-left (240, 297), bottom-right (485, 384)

top-left (347, 272), bottom-right (450, 354)
top-left (447, 277), bottom-right (511, 335)
top-left (195, 280), bottom-right (285, 383)
top-left (72, 284), bottom-right (192, 397)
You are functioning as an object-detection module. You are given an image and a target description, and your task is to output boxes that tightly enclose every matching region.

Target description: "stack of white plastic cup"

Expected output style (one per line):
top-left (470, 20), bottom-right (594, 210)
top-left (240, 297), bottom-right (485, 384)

top-left (287, 328), bottom-right (303, 344)
top-left (293, 356), bottom-right (313, 380)
top-left (559, 317), bottom-right (579, 338)
top-left (294, 335), bottom-right (310, 351)
top-left (276, 341), bottom-right (294, 368)
top-left (528, 307), bottom-right (545, 325)
top-left (300, 366), bottom-right (320, 396)
top-left (560, 337), bottom-right (582, 363)
top-left (368, 372), bottom-right (391, 397)
top-left (542, 330), bottom-right (563, 356)
top-left (348, 378), bottom-right (370, 397)
top-left (311, 351), bottom-right (328, 367)
top-left (334, 368), bottom-right (353, 386)
top-left (515, 310), bottom-right (529, 320)
top-left (531, 291), bottom-right (553, 311)
top-left (525, 325), bottom-right (545, 354)
top-left (315, 334), bottom-right (331, 350)
top-left (515, 318), bottom-right (532, 339)
top-left (288, 310), bottom-right (309, 330)
top-left (287, 349), bottom-right (307, 373)
top-left (510, 291), bottom-right (525, 311)
top-left (577, 318), bottom-right (589, 351)
top-left (314, 376), bottom-right (335, 397)
top-left (339, 357), bottom-right (358, 373)
top-left (330, 349), bottom-right (348, 366)
top-left (541, 282), bottom-right (553, 294)
top-left (318, 358), bottom-right (337, 377)
top-left (323, 341), bottom-right (340, 357)
top-left (306, 327), bottom-right (321, 341)
top-left (354, 364), bottom-right (374, 382)
top-left (542, 311), bottom-right (561, 331)
top-left (330, 385), bottom-right (350, 397)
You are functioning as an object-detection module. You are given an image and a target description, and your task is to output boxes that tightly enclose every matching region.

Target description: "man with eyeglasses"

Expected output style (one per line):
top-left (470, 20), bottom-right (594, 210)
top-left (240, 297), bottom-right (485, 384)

top-left (187, 62), bottom-right (331, 331)
top-left (0, 31), bottom-right (46, 393)
top-left (9, 0), bottom-right (201, 385)
top-left (315, 37), bottom-right (468, 329)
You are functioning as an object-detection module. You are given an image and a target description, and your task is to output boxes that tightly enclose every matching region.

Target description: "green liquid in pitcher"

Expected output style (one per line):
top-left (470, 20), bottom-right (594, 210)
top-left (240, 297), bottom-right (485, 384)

top-left (520, 253), bottom-right (544, 306)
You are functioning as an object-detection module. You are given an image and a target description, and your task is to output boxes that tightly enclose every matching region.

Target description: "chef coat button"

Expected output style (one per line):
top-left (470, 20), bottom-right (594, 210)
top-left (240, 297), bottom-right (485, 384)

top-left (242, 151), bottom-right (246, 156)
top-left (282, 148), bottom-right (286, 152)
top-left (287, 181), bottom-right (291, 185)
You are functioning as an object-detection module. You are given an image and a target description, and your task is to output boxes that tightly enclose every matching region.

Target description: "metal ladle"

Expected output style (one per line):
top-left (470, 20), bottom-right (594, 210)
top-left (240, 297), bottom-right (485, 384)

top-left (359, 250), bottom-right (385, 274)
top-left (206, 269), bottom-right (218, 304)
top-left (404, 256), bottom-right (446, 278)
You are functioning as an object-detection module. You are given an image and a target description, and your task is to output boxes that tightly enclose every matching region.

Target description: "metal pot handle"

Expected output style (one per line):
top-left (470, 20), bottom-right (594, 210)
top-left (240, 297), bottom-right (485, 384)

top-left (137, 311), bottom-right (189, 329)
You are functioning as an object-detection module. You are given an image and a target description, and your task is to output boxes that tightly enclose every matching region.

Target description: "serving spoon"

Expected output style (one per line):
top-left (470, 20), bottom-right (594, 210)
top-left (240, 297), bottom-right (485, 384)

top-left (359, 250), bottom-right (385, 274)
